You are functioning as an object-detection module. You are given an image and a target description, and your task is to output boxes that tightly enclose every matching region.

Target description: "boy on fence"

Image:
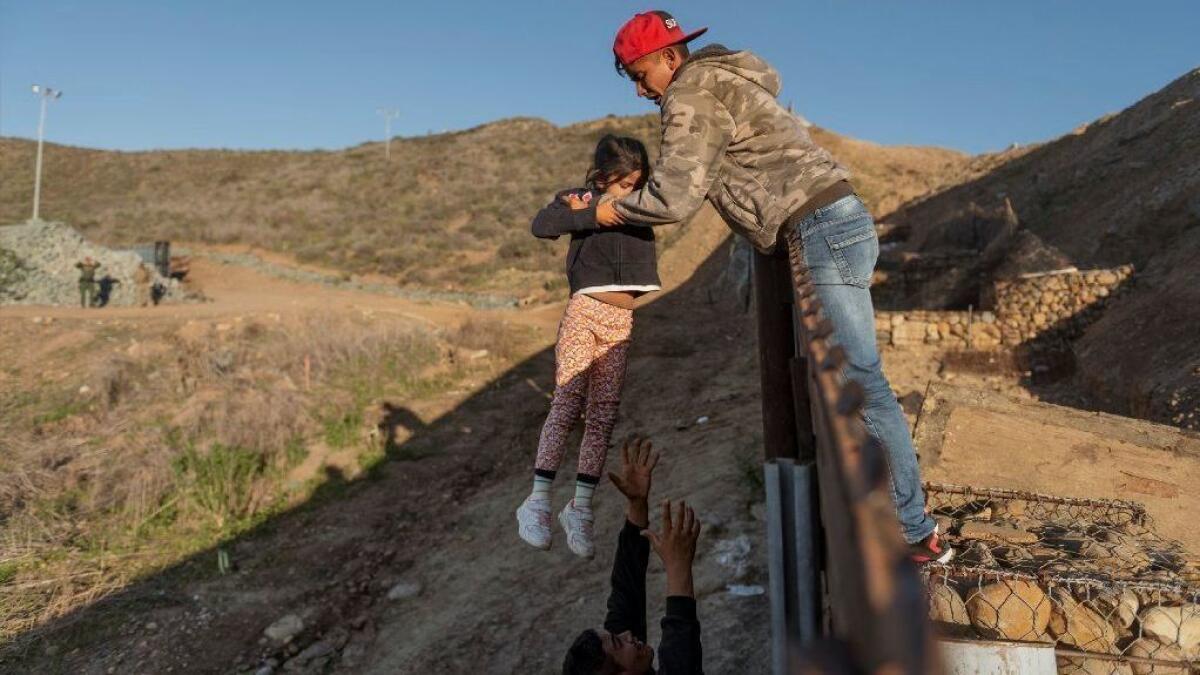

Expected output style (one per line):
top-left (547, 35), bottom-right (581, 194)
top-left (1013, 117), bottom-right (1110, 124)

top-left (595, 10), bottom-right (952, 563)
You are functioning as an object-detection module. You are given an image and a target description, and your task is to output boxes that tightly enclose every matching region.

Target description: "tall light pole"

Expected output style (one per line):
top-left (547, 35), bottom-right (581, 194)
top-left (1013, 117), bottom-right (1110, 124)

top-left (377, 108), bottom-right (399, 160)
top-left (30, 84), bottom-right (63, 222)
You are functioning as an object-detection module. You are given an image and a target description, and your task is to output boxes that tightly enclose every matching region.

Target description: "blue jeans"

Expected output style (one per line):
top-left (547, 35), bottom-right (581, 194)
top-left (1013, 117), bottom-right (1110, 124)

top-left (794, 194), bottom-right (935, 544)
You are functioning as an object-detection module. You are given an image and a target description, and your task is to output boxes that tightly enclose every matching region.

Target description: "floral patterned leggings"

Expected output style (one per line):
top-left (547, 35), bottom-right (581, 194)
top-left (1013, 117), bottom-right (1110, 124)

top-left (534, 294), bottom-right (633, 480)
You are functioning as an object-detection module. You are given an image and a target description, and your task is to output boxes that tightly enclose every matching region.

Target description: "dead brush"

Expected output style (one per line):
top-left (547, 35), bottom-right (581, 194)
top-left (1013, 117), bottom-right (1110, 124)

top-left (448, 317), bottom-right (529, 362)
top-left (0, 311), bottom-right (449, 647)
top-left (169, 376), bottom-right (311, 459)
top-left (296, 315), bottom-right (437, 369)
top-left (93, 354), bottom-right (139, 410)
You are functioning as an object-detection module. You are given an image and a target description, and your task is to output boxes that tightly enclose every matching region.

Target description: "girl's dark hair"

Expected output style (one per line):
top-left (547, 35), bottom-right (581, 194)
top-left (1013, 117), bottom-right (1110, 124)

top-left (585, 135), bottom-right (649, 190)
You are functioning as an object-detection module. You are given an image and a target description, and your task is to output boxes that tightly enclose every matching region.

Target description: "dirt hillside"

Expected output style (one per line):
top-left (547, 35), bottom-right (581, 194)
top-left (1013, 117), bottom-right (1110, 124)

top-left (893, 68), bottom-right (1200, 428)
top-left (0, 115), bottom-right (969, 299)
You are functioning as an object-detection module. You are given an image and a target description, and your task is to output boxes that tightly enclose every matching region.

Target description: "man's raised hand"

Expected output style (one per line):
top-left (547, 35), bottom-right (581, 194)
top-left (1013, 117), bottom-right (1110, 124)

top-left (608, 437), bottom-right (659, 527)
top-left (641, 499), bottom-right (702, 597)
top-left (608, 437), bottom-right (659, 502)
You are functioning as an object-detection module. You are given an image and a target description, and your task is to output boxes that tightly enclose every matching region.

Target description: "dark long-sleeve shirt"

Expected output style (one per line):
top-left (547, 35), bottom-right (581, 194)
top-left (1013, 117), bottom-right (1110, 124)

top-left (604, 520), bottom-right (704, 675)
top-left (531, 189), bottom-right (660, 296)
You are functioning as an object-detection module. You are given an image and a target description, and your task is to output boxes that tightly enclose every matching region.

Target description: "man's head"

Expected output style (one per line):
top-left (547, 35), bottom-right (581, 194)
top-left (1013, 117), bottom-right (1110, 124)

top-left (562, 628), bottom-right (654, 674)
top-left (612, 11), bottom-right (706, 106)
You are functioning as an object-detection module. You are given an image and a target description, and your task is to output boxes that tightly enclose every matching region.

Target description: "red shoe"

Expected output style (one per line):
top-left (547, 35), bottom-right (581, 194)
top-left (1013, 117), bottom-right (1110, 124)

top-left (910, 529), bottom-right (954, 564)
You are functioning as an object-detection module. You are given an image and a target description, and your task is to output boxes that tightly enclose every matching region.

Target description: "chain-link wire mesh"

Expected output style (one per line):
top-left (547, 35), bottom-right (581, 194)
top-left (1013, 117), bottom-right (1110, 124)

top-left (921, 483), bottom-right (1200, 673)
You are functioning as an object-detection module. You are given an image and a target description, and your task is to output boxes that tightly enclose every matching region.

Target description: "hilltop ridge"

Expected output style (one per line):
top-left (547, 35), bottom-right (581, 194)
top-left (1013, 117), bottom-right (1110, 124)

top-left (1, 113), bottom-right (969, 296)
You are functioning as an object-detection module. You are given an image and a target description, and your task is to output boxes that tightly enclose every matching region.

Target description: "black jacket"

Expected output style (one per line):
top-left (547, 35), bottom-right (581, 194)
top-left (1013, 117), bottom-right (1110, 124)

top-left (606, 520), bottom-right (704, 675)
top-left (531, 189), bottom-right (661, 295)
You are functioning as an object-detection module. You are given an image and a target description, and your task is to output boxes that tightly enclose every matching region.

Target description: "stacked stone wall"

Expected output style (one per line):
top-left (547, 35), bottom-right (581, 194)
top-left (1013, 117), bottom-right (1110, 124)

top-left (875, 266), bottom-right (1133, 351)
top-left (991, 266), bottom-right (1133, 346)
top-left (875, 310), bottom-right (1001, 350)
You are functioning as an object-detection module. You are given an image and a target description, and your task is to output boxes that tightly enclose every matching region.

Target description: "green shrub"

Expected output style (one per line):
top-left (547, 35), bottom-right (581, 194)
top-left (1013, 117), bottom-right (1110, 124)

top-left (0, 562), bottom-right (17, 586)
top-left (322, 409), bottom-right (363, 449)
top-left (172, 443), bottom-right (264, 531)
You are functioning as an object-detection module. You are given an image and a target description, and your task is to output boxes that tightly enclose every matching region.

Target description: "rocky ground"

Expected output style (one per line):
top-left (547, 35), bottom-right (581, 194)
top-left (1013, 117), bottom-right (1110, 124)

top-left (1, 220), bottom-right (183, 307)
top-left (0, 222), bottom-right (781, 674)
top-left (0, 233), bottom-right (1056, 675)
top-left (893, 68), bottom-right (1200, 431)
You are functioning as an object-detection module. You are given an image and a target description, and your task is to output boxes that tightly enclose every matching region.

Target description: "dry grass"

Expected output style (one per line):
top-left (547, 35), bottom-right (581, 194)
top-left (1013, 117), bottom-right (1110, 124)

top-left (449, 317), bottom-right (535, 363)
top-left (0, 312), bottom-right (531, 647)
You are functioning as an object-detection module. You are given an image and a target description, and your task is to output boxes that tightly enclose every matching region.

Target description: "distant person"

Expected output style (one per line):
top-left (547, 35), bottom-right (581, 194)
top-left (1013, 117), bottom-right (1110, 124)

top-left (96, 275), bottom-right (119, 308)
top-left (151, 280), bottom-right (167, 306)
top-left (596, 11), bottom-right (951, 562)
top-left (562, 438), bottom-right (704, 675)
top-left (515, 135), bottom-right (661, 558)
top-left (75, 256), bottom-right (100, 308)
top-left (134, 263), bottom-right (152, 306)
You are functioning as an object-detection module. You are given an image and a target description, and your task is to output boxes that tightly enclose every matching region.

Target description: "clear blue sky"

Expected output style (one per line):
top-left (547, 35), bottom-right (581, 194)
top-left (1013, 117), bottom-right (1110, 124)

top-left (1, 1), bottom-right (1196, 154)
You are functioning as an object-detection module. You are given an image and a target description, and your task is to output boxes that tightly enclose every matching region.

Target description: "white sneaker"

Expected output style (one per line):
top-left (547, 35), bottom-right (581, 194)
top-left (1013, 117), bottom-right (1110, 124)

top-left (558, 500), bottom-right (595, 559)
top-left (516, 495), bottom-right (552, 550)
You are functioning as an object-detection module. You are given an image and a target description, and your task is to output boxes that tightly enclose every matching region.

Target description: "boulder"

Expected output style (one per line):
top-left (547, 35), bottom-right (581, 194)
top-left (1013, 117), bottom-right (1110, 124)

top-left (265, 614), bottom-right (304, 643)
top-left (387, 580), bottom-right (423, 601)
top-left (1048, 589), bottom-right (1117, 652)
top-left (965, 580), bottom-right (1051, 641)
top-left (927, 583), bottom-right (970, 625)
top-left (1139, 604), bottom-right (1200, 659)
top-left (1080, 535), bottom-right (1153, 575)
top-left (1087, 588), bottom-right (1139, 633)
top-left (0, 220), bottom-right (181, 306)
top-left (959, 521), bottom-right (1039, 545)
top-left (1126, 638), bottom-right (1187, 674)
top-left (990, 500), bottom-right (1027, 521)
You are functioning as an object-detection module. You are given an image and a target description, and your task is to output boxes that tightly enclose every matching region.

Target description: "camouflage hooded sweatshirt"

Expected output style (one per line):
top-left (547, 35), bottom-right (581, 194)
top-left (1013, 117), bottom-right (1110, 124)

top-left (613, 45), bottom-right (851, 253)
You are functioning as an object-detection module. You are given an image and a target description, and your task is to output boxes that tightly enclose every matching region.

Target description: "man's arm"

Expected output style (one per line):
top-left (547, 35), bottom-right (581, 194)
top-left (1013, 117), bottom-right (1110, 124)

top-left (602, 439), bottom-right (659, 641)
top-left (643, 500), bottom-right (704, 674)
top-left (600, 85), bottom-right (735, 227)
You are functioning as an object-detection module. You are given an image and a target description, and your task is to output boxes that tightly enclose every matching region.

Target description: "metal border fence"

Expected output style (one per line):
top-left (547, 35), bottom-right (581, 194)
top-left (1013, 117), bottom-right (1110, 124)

top-left (756, 231), bottom-right (940, 674)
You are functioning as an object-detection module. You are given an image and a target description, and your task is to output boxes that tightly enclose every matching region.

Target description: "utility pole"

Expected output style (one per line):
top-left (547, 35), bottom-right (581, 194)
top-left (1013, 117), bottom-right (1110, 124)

top-left (377, 108), bottom-right (399, 160)
top-left (30, 84), bottom-right (63, 221)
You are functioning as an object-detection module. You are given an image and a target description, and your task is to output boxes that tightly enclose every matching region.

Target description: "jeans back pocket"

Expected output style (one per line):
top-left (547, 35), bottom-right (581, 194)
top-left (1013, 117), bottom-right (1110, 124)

top-left (825, 224), bottom-right (879, 288)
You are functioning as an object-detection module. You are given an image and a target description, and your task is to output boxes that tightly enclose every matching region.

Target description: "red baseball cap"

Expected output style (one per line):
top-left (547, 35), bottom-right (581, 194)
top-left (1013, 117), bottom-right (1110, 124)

top-left (613, 11), bottom-right (707, 68)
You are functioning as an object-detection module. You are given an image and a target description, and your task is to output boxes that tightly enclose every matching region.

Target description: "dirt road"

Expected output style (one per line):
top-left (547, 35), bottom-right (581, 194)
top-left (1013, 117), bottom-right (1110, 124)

top-left (1, 251), bottom-right (565, 337)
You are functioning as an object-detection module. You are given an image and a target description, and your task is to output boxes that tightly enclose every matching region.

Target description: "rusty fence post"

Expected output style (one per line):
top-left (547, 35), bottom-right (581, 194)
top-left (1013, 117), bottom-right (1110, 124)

top-left (780, 228), bottom-right (939, 675)
top-left (754, 247), bottom-right (798, 461)
top-left (756, 246), bottom-right (822, 673)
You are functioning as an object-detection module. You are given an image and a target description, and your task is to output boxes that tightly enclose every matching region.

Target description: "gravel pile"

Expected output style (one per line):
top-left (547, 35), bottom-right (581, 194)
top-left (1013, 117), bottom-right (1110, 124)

top-left (0, 220), bottom-right (181, 306)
